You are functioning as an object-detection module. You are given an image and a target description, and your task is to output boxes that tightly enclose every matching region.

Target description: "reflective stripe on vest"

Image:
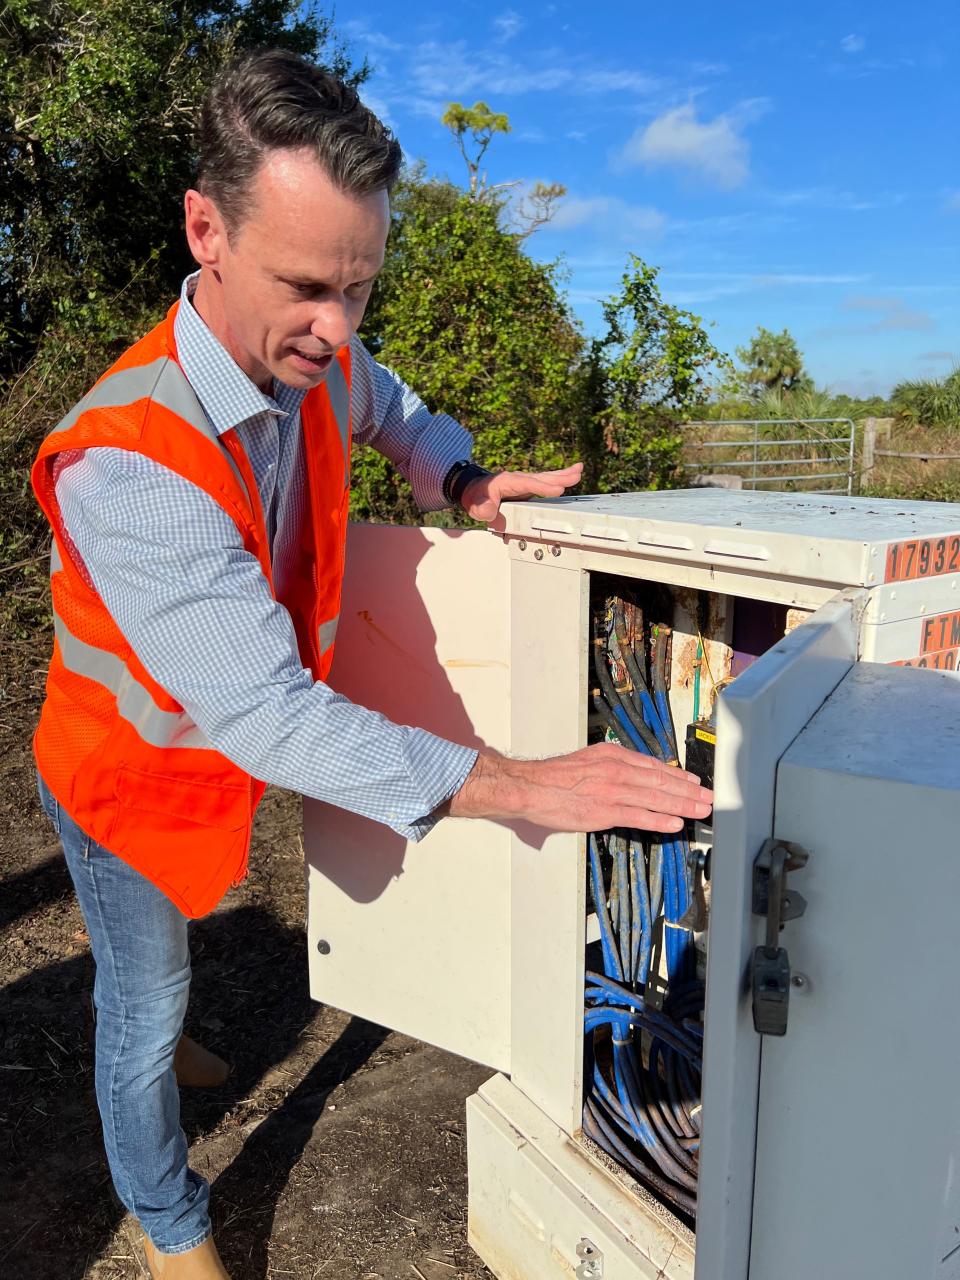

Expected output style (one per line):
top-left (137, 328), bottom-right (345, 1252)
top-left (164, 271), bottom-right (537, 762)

top-left (53, 609), bottom-right (211, 750)
top-left (325, 358), bottom-right (351, 486)
top-left (50, 546), bottom-right (211, 752)
top-left (318, 616), bottom-right (339, 656)
top-left (47, 356), bottom-right (247, 494)
top-left (316, 357), bottom-right (348, 654)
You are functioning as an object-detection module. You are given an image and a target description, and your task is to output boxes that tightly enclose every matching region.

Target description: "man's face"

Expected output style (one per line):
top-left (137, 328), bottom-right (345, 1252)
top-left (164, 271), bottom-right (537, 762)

top-left (198, 148), bottom-right (390, 391)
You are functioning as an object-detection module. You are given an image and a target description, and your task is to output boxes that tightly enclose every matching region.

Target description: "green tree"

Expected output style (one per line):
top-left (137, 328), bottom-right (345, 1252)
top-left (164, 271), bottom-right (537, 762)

top-left (890, 368), bottom-right (960, 430)
top-left (0, 0), bottom-right (365, 372)
top-left (735, 326), bottom-right (811, 397)
top-left (439, 100), bottom-right (564, 236)
top-left (583, 257), bottom-right (727, 492)
top-left (440, 100), bottom-right (511, 199)
top-left (357, 165), bottom-right (462, 360)
top-left (353, 190), bottom-right (585, 523)
top-left (0, 1), bottom-right (364, 642)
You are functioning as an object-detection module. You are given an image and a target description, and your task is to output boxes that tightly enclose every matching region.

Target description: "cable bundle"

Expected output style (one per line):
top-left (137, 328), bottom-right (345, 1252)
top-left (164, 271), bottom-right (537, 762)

top-left (584, 595), bottom-right (705, 1218)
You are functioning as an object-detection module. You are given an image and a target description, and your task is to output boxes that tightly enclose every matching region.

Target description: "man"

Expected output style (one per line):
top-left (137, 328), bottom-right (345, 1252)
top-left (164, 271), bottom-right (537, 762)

top-left (32, 50), bottom-right (712, 1278)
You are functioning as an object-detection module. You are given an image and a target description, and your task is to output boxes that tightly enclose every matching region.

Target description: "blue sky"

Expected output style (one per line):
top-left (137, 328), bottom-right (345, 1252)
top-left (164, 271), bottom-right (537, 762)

top-left (339, 0), bottom-right (959, 397)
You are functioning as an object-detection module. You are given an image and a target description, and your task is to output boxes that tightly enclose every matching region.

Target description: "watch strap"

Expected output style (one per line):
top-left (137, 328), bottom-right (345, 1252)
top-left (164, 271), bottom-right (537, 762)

top-left (443, 460), bottom-right (492, 507)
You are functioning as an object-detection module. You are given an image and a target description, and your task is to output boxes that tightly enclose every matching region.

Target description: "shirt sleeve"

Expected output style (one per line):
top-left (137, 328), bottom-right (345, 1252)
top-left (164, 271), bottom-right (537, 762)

top-left (53, 447), bottom-right (477, 840)
top-left (350, 335), bottom-right (474, 511)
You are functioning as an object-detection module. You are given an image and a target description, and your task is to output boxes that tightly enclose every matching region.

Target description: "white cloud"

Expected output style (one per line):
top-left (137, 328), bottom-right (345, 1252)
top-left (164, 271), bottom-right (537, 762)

top-left (842, 296), bottom-right (935, 332)
top-left (404, 40), bottom-right (663, 113)
top-left (944, 191), bottom-right (960, 213)
top-left (580, 69), bottom-right (661, 94)
top-left (340, 19), bottom-right (405, 53)
top-left (493, 10), bottom-right (524, 42)
top-left (840, 34), bottom-right (866, 54)
top-left (408, 41), bottom-right (569, 104)
top-left (619, 100), bottom-right (769, 190)
top-left (770, 186), bottom-right (903, 212)
top-left (751, 271), bottom-right (866, 286)
top-left (662, 269), bottom-right (866, 306)
top-left (549, 195), bottom-right (667, 237)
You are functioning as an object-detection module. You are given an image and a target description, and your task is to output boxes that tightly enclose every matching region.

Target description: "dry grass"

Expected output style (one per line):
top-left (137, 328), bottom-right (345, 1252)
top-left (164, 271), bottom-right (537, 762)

top-left (863, 424), bottom-right (960, 503)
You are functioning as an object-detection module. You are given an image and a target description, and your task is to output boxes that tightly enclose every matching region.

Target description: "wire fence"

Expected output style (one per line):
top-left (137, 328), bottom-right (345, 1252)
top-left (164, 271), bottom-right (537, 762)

top-left (679, 418), bottom-right (857, 496)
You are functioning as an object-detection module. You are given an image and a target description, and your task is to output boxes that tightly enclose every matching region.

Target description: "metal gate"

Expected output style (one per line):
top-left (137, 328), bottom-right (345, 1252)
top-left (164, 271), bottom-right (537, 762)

top-left (680, 419), bottom-right (856, 495)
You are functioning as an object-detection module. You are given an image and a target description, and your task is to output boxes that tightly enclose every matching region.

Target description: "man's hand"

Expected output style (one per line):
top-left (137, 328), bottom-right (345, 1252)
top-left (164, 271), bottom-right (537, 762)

top-left (461, 462), bottom-right (584, 524)
top-left (447, 744), bottom-right (713, 835)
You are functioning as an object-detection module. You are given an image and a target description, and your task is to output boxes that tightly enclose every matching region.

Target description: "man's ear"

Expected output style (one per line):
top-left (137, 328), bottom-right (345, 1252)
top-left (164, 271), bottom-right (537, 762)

top-left (184, 189), bottom-right (228, 270)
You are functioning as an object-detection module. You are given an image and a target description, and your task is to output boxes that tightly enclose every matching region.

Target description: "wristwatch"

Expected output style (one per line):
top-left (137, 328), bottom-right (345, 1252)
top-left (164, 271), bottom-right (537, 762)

top-left (442, 460), bottom-right (493, 508)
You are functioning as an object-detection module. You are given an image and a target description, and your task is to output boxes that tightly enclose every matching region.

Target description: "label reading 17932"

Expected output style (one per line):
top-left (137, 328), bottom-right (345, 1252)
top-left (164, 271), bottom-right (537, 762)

top-left (885, 535), bottom-right (960, 583)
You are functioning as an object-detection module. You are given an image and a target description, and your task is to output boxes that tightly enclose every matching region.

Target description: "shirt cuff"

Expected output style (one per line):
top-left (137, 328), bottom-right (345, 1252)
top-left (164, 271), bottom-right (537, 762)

top-left (406, 413), bottom-right (474, 512)
top-left (394, 733), bottom-right (478, 841)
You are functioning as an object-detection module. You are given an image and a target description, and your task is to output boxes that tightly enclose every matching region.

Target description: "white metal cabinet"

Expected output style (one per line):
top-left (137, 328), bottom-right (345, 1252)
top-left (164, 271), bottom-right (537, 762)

top-left (303, 492), bottom-right (960, 1280)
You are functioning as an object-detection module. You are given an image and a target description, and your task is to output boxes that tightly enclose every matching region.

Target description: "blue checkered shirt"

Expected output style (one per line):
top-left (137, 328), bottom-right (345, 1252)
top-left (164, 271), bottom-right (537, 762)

top-left (53, 273), bottom-right (478, 839)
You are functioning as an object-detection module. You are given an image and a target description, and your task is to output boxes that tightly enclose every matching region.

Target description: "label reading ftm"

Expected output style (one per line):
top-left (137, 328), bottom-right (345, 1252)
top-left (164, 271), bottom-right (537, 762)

top-left (884, 535), bottom-right (960, 583)
top-left (921, 611), bottom-right (960, 655)
top-left (893, 610), bottom-right (960, 671)
top-left (909, 610), bottom-right (960, 671)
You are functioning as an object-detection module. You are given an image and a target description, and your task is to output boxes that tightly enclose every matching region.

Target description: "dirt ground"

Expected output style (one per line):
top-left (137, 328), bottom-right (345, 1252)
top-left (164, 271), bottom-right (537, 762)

top-left (0, 669), bottom-right (496, 1280)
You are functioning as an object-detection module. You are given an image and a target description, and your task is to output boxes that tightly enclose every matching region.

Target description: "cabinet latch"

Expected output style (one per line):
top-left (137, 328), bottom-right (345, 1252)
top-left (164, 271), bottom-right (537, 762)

top-left (750, 839), bottom-right (809, 1037)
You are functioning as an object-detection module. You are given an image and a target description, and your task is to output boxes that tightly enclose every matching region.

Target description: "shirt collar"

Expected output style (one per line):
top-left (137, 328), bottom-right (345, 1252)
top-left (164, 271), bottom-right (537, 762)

top-left (173, 272), bottom-right (306, 436)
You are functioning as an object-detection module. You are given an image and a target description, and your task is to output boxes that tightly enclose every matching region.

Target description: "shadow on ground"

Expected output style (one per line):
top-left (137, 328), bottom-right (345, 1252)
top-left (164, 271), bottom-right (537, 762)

top-left (1, 890), bottom-right (392, 1279)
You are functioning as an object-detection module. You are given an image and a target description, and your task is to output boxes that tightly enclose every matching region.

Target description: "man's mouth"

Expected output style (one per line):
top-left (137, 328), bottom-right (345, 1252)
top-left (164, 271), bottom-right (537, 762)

top-left (289, 348), bottom-right (333, 374)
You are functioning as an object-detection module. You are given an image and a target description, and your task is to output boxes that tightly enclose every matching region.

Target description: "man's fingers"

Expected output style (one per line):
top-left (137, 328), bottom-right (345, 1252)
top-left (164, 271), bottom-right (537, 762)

top-left (586, 791), bottom-right (711, 832)
top-left (612, 749), bottom-right (703, 786)
top-left (586, 743), bottom-right (711, 795)
top-left (610, 809), bottom-right (685, 834)
top-left (500, 478), bottom-right (570, 497)
top-left (499, 466), bottom-right (583, 494)
top-left (641, 792), bottom-right (713, 818)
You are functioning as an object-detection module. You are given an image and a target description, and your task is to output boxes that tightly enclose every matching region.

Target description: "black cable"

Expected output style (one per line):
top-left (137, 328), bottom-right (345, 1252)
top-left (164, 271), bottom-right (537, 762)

top-left (593, 609), bottom-right (665, 759)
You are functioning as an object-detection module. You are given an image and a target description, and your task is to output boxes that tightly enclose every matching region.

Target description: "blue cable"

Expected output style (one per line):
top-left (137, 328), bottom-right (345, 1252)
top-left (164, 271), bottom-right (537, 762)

top-left (588, 834), bottom-right (623, 983)
top-left (612, 705), bottom-right (652, 754)
top-left (586, 598), bottom-right (706, 1214)
top-left (638, 687), bottom-right (673, 757)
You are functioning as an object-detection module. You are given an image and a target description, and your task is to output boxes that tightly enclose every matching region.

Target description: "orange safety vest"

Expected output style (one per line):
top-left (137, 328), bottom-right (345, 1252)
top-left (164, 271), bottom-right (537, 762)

top-left (31, 301), bottom-right (352, 918)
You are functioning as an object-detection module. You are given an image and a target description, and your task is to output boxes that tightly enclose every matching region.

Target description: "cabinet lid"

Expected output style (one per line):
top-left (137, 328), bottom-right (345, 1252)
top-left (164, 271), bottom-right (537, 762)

top-left (498, 490), bottom-right (960, 589)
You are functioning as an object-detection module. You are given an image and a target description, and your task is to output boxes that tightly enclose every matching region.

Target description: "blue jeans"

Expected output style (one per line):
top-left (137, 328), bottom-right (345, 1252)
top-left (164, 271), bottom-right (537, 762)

top-left (37, 774), bottom-right (211, 1254)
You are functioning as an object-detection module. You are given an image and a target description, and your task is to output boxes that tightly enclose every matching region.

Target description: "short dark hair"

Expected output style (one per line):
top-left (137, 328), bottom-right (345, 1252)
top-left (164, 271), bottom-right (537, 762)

top-left (197, 49), bottom-right (402, 232)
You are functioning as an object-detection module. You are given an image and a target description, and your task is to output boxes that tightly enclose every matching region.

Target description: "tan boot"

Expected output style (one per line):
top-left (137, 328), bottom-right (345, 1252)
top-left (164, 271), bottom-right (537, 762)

top-left (142, 1234), bottom-right (230, 1278)
top-left (172, 1034), bottom-right (231, 1088)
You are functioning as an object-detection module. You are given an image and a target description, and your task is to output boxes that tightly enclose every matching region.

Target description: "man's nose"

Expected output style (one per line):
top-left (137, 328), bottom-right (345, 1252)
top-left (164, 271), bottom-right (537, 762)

top-left (310, 299), bottom-right (351, 352)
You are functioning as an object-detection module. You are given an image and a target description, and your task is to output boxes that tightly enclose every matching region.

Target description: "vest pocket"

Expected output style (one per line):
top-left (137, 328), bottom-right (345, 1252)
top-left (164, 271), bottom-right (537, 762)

top-left (113, 763), bottom-right (249, 829)
top-left (108, 764), bottom-right (251, 916)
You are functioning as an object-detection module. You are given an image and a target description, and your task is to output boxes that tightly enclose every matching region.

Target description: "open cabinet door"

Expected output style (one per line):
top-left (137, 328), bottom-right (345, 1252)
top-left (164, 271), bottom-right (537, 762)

top-left (695, 591), bottom-right (863, 1280)
top-left (304, 524), bottom-right (512, 1072)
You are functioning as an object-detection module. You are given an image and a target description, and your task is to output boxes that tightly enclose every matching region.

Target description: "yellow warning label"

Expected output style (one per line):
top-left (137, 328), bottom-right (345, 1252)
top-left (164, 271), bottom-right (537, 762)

top-left (694, 727), bottom-right (717, 745)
